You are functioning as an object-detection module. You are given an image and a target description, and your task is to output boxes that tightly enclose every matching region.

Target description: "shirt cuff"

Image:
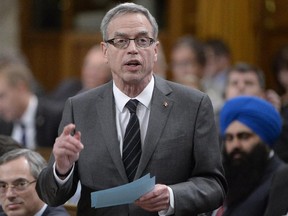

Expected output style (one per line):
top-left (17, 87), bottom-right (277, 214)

top-left (158, 186), bottom-right (175, 216)
top-left (53, 162), bottom-right (75, 185)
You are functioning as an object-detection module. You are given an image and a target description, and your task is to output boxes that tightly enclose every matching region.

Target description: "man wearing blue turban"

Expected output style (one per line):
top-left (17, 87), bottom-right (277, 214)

top-left (214, 96), bottom-right (285, 216)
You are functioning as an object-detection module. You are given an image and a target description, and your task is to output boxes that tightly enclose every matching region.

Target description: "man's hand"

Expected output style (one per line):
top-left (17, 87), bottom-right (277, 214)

top-left (53, 124), bottom-right (84, 175)
top-left (265, 89), bottom-right (281, 111)
top-left (135, 184), bottom-right (170, 212)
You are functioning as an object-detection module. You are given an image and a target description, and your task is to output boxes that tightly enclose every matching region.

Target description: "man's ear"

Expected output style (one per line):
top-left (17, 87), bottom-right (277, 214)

top-left (101, 42), bottom-right (109, 63)
top-left (154, 41), bottom-right (160, 62)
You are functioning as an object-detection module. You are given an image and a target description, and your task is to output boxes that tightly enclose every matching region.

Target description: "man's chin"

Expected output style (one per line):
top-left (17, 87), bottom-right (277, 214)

top-left (5, 206), bottom-right (24, 216)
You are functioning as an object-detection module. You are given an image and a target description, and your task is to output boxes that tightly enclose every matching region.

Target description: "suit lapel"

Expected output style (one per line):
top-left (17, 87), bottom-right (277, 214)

top-left (96, 85), bottom-right (128, 181)
top-left (96, 78), bottom-right (174, 181)
top-left (135, 77), bottom-right (174, 179)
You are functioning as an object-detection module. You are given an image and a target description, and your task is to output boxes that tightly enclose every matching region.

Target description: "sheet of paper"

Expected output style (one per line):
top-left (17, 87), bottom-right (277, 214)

top-left (91, 173), bottom-right (155, 208)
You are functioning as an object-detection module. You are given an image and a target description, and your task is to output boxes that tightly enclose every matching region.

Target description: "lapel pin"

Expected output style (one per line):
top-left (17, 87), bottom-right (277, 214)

top-left (163, 101), bottom-right (168, 107)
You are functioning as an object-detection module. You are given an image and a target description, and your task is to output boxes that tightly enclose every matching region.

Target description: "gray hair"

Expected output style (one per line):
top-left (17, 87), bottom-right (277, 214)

top-left (0, 148), bottom-right (47, 179)
top-left (100, 2), bottom-right (158, 41)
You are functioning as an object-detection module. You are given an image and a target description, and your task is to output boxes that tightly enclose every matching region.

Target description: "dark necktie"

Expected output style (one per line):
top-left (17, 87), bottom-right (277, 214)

top-left (20, 123), bottom-right (26, 147)
top-left (122, 99), bottom-right (142, 182)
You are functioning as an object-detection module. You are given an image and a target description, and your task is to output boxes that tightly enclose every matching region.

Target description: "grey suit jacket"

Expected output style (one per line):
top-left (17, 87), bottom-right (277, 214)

top-left (36, 76), bottom-right (227, 216)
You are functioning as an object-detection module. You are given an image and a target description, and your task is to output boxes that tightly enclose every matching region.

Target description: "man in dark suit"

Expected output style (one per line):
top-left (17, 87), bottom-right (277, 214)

top-left (214, 96), bottom-right (285, 216)
top-left (36, 2), bottom-right (227, 216)
top-left (0, 53), bottom-right (62, 149)
top-left (264, 165), bottom-right (288, 216)
top-left (0, 148), bottom-right (69, 216)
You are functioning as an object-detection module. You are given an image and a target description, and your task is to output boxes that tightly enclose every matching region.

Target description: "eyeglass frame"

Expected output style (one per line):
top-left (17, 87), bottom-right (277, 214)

top-left (0, 179), bottom-right (37, 195)
top-left (105, 36), bottom-right (155, 49)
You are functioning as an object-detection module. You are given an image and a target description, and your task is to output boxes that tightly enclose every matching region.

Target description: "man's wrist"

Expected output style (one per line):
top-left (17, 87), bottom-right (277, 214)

top-left (55, 167), bottom-right (73, 178)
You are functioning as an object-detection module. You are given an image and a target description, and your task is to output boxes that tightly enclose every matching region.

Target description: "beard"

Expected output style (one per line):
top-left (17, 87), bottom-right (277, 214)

top-left (223, 143), bottom-right (269, 207)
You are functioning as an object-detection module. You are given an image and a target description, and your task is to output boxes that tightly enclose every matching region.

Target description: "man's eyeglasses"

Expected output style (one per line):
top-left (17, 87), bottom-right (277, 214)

top-left (105, 37), bottom-right (155, 49)
top-left (224, 132), bottom-right (255, 142)
top-left (0, 180), bottom-right (37, 194)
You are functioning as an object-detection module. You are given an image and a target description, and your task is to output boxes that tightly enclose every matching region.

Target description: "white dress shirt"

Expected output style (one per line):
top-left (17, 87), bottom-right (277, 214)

top-left (113, 77), bottom-right (153, 155)
top-left (34, 203), bottom-right (47, 216)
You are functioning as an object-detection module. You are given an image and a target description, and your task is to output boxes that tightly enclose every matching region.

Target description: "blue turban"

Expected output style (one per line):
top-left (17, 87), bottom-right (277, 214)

top-left (220, 96), bottom-right (282, 147)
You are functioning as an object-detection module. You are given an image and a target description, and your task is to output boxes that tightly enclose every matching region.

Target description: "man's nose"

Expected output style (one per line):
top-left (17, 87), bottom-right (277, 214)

top-left (229, 137), bottom-right (243, 150)
top-left (5, 187), bottom-right (17, 197)
top-left (127, 40), bottom-right (138, 53)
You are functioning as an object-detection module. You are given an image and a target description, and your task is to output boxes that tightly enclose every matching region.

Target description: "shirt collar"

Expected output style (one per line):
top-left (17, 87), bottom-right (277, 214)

top-left (113, 76), bottom-right (154, 112)
top-left (20, 95), bottom-right (38, 125)
top-left (34, 203), bottom-right (47, 216)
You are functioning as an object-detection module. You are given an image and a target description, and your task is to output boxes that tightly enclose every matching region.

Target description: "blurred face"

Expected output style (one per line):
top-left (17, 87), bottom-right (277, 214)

top-left (224, 121), bottom-right (262, 160)
top-left (81, 48), bottom-right (111, 89)
top-left (0, 157), bottom-right (44, 216)
top-left (204, 48), bottom-right (228, 76)
top-left (101, 13), bottom-right (158, 89)
top-left (278, 69), bottom-right (288, 91)
top-left (171, 45), bottom-right (204, 82)
top-left (0, 74), bottom-right (25, 121)
top-left (225, 71), bottom-right (264, 100)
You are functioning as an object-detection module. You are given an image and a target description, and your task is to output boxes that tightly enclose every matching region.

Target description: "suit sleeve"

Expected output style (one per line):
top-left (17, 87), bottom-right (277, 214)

top-left (36, 98), bottom-right (79, 206)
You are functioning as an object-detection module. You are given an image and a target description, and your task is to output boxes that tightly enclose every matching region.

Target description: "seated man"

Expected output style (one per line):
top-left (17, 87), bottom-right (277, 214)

top-left (0, 148), bottom-right (69, 216)
top-left (0, 53), bottom-right (63, 149)
top-left (215, 96), bottom-right (285, 216)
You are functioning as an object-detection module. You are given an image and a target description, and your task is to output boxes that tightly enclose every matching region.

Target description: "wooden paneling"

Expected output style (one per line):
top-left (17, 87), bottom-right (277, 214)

top-left (195, 0), bottom-right (260, 65)
top-left (21, 32), bottom-right (62, 91)
top-left (60, 32), bottom-right (102, 80)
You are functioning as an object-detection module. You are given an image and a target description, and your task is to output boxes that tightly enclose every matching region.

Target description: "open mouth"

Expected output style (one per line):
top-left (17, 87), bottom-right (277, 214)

top-left (124, 60), bottom-right (141, 71)
top-left (125, 60), bottom-right (141, 66)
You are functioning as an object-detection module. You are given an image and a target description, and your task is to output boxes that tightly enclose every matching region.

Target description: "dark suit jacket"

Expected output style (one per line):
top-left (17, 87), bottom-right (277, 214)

top-left (264, 164), bottom-right (288, 216)
top-left (36, 76), bottom-right (227, 216)
top-left (0, 205), bottom-right (69, 216)
top-left (0, 97), bottom-right (62, 148)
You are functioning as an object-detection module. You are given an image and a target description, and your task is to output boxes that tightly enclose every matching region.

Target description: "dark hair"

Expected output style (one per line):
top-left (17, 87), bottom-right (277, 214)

top-left (205, 38), bottom-right (230, 57)
top-left (272, 45), bottom-right (288, 74)
top-left (0, 135), bottom-right (22, 157)
top-left (272, 45), bottom-right (288, 94)
top-left (227, 62), bottom-right (265, 89)
top-left (172, 35), bottom-right (206, 66)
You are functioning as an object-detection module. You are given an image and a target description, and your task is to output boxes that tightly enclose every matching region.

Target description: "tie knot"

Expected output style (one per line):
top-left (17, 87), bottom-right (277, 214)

top-left (126, 99), bottom-right (139, 114)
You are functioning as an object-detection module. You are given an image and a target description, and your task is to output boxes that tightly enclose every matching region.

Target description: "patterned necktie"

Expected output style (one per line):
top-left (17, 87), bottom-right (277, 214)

top-left (122, 99), bottom-right (142, 182)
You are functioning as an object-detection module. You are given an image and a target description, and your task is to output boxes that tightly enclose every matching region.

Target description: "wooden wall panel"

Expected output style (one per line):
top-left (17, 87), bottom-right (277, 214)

top-left (195, 0), bottom-right (260, 65)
